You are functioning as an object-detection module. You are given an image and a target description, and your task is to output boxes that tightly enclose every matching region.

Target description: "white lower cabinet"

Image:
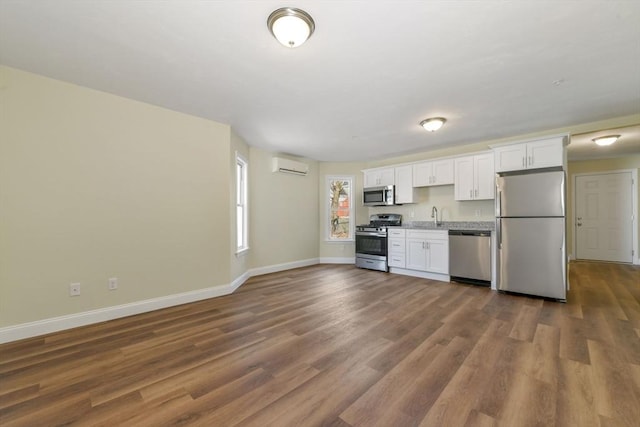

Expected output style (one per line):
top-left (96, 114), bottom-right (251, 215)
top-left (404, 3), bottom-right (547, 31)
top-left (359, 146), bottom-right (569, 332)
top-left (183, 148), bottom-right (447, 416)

top-left (404, 230), bottom-right (449, 274)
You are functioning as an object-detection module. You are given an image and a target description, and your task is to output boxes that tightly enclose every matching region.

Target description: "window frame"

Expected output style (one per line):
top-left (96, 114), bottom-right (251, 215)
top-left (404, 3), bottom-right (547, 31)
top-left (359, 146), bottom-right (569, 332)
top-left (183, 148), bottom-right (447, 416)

top-left (236, 153), bottom-right (249, 254)
top-left (326, 175), bottom-right (355, 242)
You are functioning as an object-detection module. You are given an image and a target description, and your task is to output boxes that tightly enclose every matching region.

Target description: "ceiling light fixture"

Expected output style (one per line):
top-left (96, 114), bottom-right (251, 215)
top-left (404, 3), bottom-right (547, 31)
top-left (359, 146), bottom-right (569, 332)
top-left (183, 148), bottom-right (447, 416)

top-left (420, 117), bottom-right (446, 132)
top-left (267, 7), bottom-right (315, 48)
top-left (592, 135), bottom-right (620, 146)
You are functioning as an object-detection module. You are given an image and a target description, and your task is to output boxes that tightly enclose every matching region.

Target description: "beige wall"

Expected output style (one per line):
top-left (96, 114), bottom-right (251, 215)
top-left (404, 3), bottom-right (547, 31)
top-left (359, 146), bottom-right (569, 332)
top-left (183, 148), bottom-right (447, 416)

top-left (249, 147), bottom-right (319, 268)
top-left (0, 67), bottom-right (233, 327)
top-left (567, 155), bottom-right (640, 259)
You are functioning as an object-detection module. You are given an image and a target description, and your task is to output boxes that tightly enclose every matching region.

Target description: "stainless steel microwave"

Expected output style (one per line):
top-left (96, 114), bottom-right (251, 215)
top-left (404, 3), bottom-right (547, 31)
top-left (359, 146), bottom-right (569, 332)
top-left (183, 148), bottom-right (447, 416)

top-left (363, 185), bottom-right (395, 206)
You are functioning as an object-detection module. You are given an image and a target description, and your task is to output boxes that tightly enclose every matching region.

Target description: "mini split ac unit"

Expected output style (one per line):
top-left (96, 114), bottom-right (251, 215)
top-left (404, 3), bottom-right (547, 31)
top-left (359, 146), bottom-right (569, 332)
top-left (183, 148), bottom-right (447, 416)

top-left (272, 157), bottom-right (309, 176)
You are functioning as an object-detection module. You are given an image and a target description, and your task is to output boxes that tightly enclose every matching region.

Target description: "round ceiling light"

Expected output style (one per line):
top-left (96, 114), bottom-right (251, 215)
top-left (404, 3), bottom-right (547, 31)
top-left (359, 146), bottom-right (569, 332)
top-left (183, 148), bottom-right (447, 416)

top-left (420, 117), bottom-right (446, 132)
top-left (267, 8), bottom-right (315, 48)
top-left (592, 135), bottom-right (620, 146)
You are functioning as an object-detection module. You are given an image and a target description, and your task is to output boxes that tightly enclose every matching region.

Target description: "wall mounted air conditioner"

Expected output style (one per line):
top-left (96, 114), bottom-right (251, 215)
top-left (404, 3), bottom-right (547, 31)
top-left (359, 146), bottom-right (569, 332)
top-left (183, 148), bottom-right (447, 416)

top-left (272, 157), bottom-right (309, 176)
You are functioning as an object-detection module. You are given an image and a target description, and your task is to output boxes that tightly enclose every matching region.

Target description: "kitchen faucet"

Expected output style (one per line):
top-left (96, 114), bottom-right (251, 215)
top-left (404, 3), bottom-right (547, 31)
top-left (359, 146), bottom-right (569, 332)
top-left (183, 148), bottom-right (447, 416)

top-left (431, 206), bottom-right (440, 226)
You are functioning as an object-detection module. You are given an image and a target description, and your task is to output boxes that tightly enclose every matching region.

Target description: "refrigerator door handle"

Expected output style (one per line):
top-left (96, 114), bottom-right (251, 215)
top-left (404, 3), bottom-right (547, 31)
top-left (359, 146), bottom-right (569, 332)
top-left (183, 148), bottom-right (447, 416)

top-left (496, 190), bottom-right (502, 217)
top-left (497, 219), bottom-right (502, 249)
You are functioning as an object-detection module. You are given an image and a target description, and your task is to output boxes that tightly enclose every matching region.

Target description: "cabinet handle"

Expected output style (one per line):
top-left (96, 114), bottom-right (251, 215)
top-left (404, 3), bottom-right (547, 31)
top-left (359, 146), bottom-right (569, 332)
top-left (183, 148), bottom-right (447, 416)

top-left (530, 155), bottom-right (534, 165)
top-left (522, 157), bottom-right (525, 167)
top-left (469, 189), bottom-right (473, 198)
top-left (475, 189), bottom-right (478, 197)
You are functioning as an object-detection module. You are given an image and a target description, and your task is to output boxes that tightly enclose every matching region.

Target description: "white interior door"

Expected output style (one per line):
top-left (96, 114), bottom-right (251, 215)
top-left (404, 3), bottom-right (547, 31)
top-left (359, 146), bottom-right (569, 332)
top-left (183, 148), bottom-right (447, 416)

top-left (575, 172), bottom-right (633, 262)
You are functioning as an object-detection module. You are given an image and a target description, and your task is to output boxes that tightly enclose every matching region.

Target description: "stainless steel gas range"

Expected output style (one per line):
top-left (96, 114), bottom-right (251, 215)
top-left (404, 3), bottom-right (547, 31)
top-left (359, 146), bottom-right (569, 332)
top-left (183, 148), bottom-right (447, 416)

top-left (355, 213), bottom-right (402, 272)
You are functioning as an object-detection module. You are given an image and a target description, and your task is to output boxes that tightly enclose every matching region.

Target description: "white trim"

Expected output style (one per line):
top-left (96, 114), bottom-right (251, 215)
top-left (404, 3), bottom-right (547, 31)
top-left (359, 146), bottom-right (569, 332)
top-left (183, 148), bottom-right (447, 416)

top-left (0, 258), bottom-right (326, 344)
top-left (0, 281), bottom-right (243, 344)
top-left (248, 258), bottom-right (319, 276)
top-left (572, 169), bottom-right (639, 265)
top-left (320, 257), bottom-right (355, 264)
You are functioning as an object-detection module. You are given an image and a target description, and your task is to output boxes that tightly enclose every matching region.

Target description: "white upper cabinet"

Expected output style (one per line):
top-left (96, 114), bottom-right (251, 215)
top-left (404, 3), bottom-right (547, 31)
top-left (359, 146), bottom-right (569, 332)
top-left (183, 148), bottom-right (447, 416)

top-left (413, 158), bottom-right (454, 187)
top-left (493, 136), bottom-right (566, 172)
top-left (394, 165), bottom-right (416, 204)
top-left (454, 153), bottom-right (495, 201)
top-left (364, 167), bottom-right (395, 187)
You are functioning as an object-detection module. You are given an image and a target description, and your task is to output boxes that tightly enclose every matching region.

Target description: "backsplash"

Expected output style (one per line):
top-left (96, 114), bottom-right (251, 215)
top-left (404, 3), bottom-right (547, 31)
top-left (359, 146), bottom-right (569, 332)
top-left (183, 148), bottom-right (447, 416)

top-left (368, 185), bottom-right (495, 222)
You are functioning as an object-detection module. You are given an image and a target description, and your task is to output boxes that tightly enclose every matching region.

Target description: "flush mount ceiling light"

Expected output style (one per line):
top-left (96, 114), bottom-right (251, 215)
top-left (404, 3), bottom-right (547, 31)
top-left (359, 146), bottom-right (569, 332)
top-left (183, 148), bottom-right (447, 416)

top-left (420, 117), bottom-right (446, 132)
top-left (267, 7), bottom-right (315, 48)
top-left (592, 135), bottom-right (620, 146)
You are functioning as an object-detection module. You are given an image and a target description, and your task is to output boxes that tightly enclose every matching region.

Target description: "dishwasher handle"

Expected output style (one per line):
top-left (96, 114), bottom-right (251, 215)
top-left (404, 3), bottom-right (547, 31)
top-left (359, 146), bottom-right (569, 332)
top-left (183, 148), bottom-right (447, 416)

top-left (448, 230), bottom-right (491, 237)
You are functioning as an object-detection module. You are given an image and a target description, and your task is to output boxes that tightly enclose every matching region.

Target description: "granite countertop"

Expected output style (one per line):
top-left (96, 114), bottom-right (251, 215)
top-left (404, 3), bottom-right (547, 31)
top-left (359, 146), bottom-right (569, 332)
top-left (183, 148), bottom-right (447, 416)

top-left (390, 221), bottom-right (495, 231)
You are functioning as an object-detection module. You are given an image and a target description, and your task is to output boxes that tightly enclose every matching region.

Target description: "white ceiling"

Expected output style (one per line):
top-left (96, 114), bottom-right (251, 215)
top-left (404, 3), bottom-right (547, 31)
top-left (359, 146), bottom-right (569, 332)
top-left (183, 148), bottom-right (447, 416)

top-left (1, 1), bottom-right (639, 162)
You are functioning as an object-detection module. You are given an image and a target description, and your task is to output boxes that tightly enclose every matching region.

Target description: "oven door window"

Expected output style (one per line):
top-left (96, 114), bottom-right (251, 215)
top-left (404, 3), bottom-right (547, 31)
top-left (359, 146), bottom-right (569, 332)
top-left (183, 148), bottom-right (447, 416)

top-left (356, 234), bottom-right (388, 257)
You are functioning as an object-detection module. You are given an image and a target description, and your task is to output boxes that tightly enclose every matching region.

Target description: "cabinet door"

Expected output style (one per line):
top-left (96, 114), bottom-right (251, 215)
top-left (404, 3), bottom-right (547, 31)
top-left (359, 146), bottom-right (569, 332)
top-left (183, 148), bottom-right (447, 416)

top-left (454, 156), bottom-right (474, 201)
top-left (412, 162), bottom-right (433, 187)
top-left (494, 144), bottom-right (527, 172)
top-left (474, 153), bottom-right (495, 200)
top-left (528, 138), bottom-right (564, 169)
top-left (364, 171), bottom-right (379, 188)
top-left (426, 239), bottom-right (449, 274)
top-left (432, 159), bottom-right (454, 185)
top-left (406, 238), bottom-right (428, 271)
top-left (364, 168), bottom-right (395, 187)
top-left (394, 165), bottom-right (415, 204)
top-left (378, 168), bottom-right (395, 186)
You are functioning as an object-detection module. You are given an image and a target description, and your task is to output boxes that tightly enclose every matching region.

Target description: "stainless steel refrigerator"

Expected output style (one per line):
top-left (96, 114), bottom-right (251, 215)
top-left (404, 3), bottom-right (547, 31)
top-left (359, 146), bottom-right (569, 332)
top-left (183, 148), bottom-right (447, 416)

top-left (496, 168), bottom-right (567, 301)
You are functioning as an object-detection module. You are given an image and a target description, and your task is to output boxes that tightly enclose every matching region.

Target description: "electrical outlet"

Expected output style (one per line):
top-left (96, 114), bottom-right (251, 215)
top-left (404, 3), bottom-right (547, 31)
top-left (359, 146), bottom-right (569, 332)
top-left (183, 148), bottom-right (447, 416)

top-left (410, 211), bottom-right (415, 218)
top-left (69, 283), bottom-right (81, 296)
top-left (108, 277), bottom-right (118, 290)
top-left (475, 209), bottom-right (482, 217)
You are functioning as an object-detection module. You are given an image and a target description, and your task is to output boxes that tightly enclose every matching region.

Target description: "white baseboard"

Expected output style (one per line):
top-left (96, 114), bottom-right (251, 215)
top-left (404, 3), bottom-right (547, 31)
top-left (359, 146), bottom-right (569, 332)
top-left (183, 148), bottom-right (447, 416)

top-left (248, 258), bottom-right (319, 276)
top-left (0, 258), bottom-right (320, 344)
top-left (0, 282), bottom-right (242, 344)
top-left (319, 257), bottom-right (355, 264)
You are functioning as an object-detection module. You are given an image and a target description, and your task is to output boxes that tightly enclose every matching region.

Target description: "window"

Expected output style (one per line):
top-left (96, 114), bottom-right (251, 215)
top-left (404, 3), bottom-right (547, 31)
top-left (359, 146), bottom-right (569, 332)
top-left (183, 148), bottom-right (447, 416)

top-left (327, 176), bottom-right (354, 241)
top-left (236, 154), bottom-right (248, 252)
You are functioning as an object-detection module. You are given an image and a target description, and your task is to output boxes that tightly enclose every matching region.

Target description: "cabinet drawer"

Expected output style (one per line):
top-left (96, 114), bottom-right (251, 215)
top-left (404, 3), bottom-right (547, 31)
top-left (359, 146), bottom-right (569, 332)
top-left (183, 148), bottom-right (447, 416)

top-left (389, 238), bottom-right (405, 254)
top-left (388, 228), bottom-right (406, 238)
top-left (388, 254), bottom-right (405, 268)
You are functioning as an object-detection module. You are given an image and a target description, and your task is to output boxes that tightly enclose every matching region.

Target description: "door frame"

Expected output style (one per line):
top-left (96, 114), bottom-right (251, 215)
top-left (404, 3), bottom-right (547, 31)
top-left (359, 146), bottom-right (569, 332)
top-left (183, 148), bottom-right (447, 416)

top-left (572, 169), bottom-right (638, 265)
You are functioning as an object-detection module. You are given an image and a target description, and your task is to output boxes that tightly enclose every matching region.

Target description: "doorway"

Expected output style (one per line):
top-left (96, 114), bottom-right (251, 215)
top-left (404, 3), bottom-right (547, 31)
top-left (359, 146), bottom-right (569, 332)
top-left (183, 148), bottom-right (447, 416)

top-left (574, 170), bottom-right (635, 263)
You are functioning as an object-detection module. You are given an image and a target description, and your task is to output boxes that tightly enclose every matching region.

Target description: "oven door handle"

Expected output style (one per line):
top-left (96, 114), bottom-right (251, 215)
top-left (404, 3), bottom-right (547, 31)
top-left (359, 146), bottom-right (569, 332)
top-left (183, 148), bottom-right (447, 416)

top-left (356, 231), bottom-right (387, 237)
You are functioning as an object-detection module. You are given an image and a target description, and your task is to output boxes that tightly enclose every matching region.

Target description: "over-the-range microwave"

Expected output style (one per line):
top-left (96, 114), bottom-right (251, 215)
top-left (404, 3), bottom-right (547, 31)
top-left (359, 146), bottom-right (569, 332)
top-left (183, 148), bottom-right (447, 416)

top-left (363, 185), bottom-right (395, 206)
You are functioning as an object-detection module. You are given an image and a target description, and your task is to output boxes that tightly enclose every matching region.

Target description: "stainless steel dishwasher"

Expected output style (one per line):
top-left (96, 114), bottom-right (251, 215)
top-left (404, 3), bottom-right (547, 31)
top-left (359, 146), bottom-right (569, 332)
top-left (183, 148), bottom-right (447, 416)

top-left (449, 230), bottom-right (491, 286)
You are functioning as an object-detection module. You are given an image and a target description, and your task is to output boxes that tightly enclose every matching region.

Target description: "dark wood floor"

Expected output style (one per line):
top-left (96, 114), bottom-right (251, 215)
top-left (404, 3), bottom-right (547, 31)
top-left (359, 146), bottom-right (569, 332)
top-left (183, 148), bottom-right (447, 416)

top-left (1, 261), bottom-right (639, 426)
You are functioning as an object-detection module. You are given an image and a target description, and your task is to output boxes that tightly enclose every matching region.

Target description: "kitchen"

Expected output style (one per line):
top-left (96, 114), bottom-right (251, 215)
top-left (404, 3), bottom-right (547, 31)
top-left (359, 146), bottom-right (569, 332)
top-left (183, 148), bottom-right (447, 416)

top-left (355, 134), bottom-right (571, 301)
